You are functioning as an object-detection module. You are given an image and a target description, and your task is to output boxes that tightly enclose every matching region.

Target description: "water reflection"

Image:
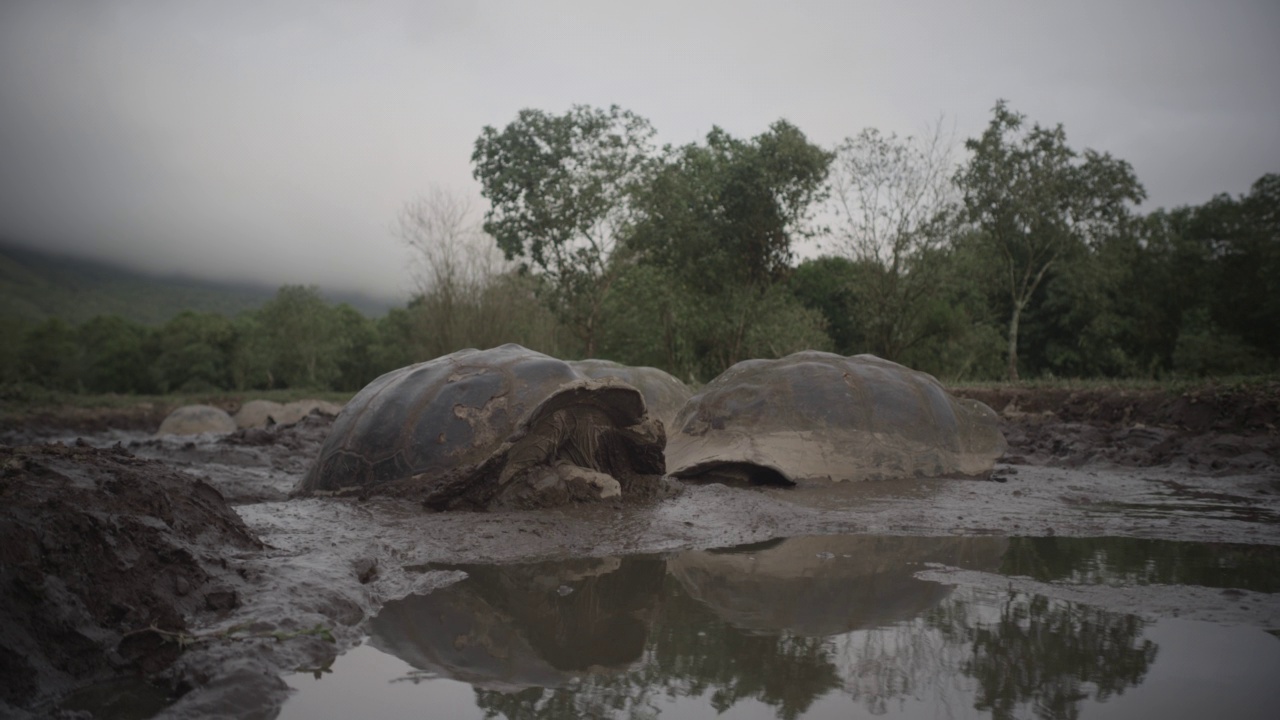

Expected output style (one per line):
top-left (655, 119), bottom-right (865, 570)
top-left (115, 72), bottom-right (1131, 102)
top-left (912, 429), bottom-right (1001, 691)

top-left (345, 536), bottom-right (1280, 720)
top-left (953, 593), bottom-right (1156, 720)
top-left (670, 535), bottom-right (1008, 635)
top-left (998, 536), bottom-right (1280, 591)
top-left (369, 556), bottom-right (664, 690)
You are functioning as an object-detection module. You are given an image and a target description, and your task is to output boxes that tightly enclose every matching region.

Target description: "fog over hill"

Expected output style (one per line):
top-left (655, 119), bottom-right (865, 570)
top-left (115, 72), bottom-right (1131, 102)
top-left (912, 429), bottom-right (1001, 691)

top-left (0, 241), bottom-right (396, 326)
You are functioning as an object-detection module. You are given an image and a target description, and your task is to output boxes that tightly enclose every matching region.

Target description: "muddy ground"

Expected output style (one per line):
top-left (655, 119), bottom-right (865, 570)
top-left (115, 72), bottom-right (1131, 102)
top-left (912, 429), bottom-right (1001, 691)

top-left (1, 383), bottom-right (1278, 718)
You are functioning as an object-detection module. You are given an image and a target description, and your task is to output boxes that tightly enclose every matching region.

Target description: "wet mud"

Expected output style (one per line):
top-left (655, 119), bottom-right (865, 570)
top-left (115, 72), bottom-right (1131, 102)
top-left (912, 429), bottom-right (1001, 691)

top-left (0, 385), bottom-right (1278, 718)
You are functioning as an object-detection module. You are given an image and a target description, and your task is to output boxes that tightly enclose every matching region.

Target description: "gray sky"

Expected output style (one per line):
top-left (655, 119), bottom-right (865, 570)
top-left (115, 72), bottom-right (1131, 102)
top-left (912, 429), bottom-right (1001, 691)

top-left (1, 0), bottom-right (1277, 301)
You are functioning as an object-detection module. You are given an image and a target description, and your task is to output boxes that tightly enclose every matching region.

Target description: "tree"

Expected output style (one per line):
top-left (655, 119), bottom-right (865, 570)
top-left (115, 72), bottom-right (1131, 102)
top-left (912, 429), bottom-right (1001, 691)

top-left (624, 121), bottom-right (834, 379)
top-left (955, 101), bottom-right (1145, 380)
top-left (1196, 173), bottom-right (1280, 362)
top-left (393, 187), bottom-right (565, 359)
top-left (630, 121), bottom-right (832, 293)
top-left (1110, 208), bottom-right (1208, 375)
top-left (254, 285), bottom-right (341, 389)
top-left (77, 315), bottom-right (154, 393)
top-left (18, 318), bottom-right (83, 392)
top-left (826, 124), bottom-right (962, 360)
top-left (472, 105), bottom-right (656, 356)
top-left (152, 311), bottom-right (237, 392)
top-left (788, 255), bottom-right (869, 355)
top-left (396, 187), bottom-right (507, 352)
top-left (331, 304), bottom-right (378, 392)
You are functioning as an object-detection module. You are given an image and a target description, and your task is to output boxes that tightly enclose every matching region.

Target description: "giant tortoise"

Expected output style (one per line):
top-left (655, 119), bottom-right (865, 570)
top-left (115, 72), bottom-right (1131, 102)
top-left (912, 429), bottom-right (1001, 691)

top-left (666, 351), bottom-right (1006, 485)
top-left (294, 344), bottom-right (668, 509)
top-left (569, 359), bottom-right (693, 428)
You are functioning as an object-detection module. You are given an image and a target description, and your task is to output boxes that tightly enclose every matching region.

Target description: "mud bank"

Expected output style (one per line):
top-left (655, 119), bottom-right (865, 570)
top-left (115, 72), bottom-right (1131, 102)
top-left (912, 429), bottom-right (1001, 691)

top-left (1, 385), bottom-right (1277, 718)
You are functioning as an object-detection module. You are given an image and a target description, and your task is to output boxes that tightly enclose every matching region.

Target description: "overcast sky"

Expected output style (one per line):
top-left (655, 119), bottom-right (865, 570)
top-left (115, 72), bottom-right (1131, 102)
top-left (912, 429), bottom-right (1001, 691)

top-left (1, 0), bottom-right (1276, 301)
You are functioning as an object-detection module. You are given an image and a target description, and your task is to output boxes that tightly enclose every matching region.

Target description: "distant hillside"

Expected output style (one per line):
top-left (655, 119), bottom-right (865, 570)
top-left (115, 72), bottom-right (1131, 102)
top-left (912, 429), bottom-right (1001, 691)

top-left (0, 242), bottom-right (397, 326)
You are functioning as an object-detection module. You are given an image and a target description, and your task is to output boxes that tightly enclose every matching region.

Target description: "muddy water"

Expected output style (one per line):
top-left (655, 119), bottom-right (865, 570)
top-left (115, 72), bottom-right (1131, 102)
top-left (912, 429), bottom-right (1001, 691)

top-left (279, 534), bottom-right (1280, 720)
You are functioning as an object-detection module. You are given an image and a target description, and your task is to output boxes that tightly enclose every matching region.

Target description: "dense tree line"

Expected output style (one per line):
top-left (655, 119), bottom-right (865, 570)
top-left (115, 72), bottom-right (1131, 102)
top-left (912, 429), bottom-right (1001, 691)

top-left (470, 102), bottom-right (1276, 382)
top-left (2, 101), bottom-right (1275, 396)
top-left (0, 284), bottom-right (531, 396)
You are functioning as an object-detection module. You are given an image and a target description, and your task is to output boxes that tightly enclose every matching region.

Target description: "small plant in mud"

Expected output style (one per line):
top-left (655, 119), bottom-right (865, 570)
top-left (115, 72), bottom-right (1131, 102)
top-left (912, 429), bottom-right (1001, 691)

top-left (124, 622), bottom-right (336, 650)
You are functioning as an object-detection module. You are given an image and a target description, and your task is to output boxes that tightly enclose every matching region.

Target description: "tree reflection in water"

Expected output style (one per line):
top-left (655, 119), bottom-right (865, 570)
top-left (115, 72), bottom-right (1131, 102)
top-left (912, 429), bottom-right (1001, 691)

top-left (935, 591), bottom-right (1157, 720)
top-left (998, 536), bottom-right (1280, 592)
top-left (371, 535), bottom-right (1173, 720)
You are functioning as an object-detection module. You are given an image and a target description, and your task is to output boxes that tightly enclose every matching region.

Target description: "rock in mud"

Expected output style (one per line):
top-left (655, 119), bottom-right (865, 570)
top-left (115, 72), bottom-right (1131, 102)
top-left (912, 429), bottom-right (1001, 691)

top-left (233, 399), bottom-right (285, 429)
top-left (271, 399), bottom-right (343, 427)
top-left (667, 352), bottom-right (1007, 485)
top-left (233, 399), bottom-right (343, 430)
top-left (0, 443), bottom-right (262, 715)
top-left (294, 344), bottom-right (671, 509)
top-left (157, 404), bottom-right (237, 436)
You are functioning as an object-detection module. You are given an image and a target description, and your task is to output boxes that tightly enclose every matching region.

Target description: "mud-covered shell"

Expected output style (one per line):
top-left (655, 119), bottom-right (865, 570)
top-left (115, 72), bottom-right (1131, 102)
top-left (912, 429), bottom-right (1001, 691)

top-left (569, 359), bottom-right (693, 428)
top-left (296, 344), bottom-right (648, 496)
top-left (666, 352), bottom-right (1006, 483)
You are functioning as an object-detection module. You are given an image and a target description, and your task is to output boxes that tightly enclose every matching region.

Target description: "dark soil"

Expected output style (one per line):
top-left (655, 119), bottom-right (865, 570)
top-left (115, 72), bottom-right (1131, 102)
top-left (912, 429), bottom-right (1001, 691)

top-left (0, 442), bottom-right (262, 716)
top-left (0, 400), bottom-right (243, 442)
top-left (954, 382), bottom-right (1280, 434)
top-left (953, 383), bottom-right (1280, 474)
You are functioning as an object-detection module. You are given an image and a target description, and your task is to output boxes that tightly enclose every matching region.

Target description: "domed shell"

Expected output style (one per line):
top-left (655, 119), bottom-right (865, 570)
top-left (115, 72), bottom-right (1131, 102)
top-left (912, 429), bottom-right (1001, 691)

top-left (666, 352), bottom-right (1006, 484)
top-left (569, 359), bottom-right (693, 428)
top-left (157, 404), bottom-right (236, 436)
top-left (295, 344), bottom-right (666, 508)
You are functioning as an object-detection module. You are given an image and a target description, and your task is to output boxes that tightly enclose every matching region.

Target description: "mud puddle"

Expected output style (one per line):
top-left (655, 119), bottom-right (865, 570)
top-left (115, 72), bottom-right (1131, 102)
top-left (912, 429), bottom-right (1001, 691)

top-left (276, 534), bottom-right (1280, 720)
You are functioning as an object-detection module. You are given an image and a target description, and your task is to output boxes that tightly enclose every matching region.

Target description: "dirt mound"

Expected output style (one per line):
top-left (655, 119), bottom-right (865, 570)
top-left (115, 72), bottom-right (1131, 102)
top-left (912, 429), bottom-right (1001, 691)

top-left (954, 384), bottom-right (1280, 473)
top-left (0, 442), bottom-right (262, 715)
top-left (953, 383), bottom-right (1280, 433)
top-left (0, 404), bottom-right (175, 439)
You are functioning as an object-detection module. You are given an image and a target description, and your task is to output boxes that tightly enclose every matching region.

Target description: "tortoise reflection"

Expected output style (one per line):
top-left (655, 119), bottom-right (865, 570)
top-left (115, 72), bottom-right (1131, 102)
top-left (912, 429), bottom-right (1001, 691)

top-left (669, 535), bottom-right (1009, 635)
top-left (369, 556), bottom-right (664, 690)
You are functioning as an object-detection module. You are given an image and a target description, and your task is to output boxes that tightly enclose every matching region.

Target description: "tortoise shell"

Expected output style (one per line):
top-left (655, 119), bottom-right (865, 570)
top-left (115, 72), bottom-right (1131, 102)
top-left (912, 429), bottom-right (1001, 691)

top-left (296, 344), bottom-right (666, 508)
top-left (666, 351), bottom-right (1005, 484)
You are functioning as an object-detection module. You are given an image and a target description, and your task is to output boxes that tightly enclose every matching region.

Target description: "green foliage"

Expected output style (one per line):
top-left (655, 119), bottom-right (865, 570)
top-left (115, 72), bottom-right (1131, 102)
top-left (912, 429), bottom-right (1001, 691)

top-left (252, 285), bottom-right (344, 389)
top-left (375, 273), bottom-right (568, 368)
top-left (1172, 308), bottom-right (1271, 377)
top-left (599, 121), bottom-right (832, 380)
top-left (18, 318), bottom-right (83, 392)
top-left (77, 315), bottom-right (156, 393)
top-left (472, 105), bottom-right (656, 355)
top-left (3, 107), bottom-right (1274, 393)
top-left (152, 311), bottom-right (238, 393)
top-left (1194, 174), bottom-right (1280, 360)
top-left (827, 125), bottom-right (963, 361)
top-left (788, 256), bottom-right (866, 355)
top-left (629, 121), bottom-right (832, 293)
top-left (788, 249), bottom-right (1006, 382)
top-left (0, 314), bottom-right (35, 385)
top-left (955, 101), bottom-right (1145, 381)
